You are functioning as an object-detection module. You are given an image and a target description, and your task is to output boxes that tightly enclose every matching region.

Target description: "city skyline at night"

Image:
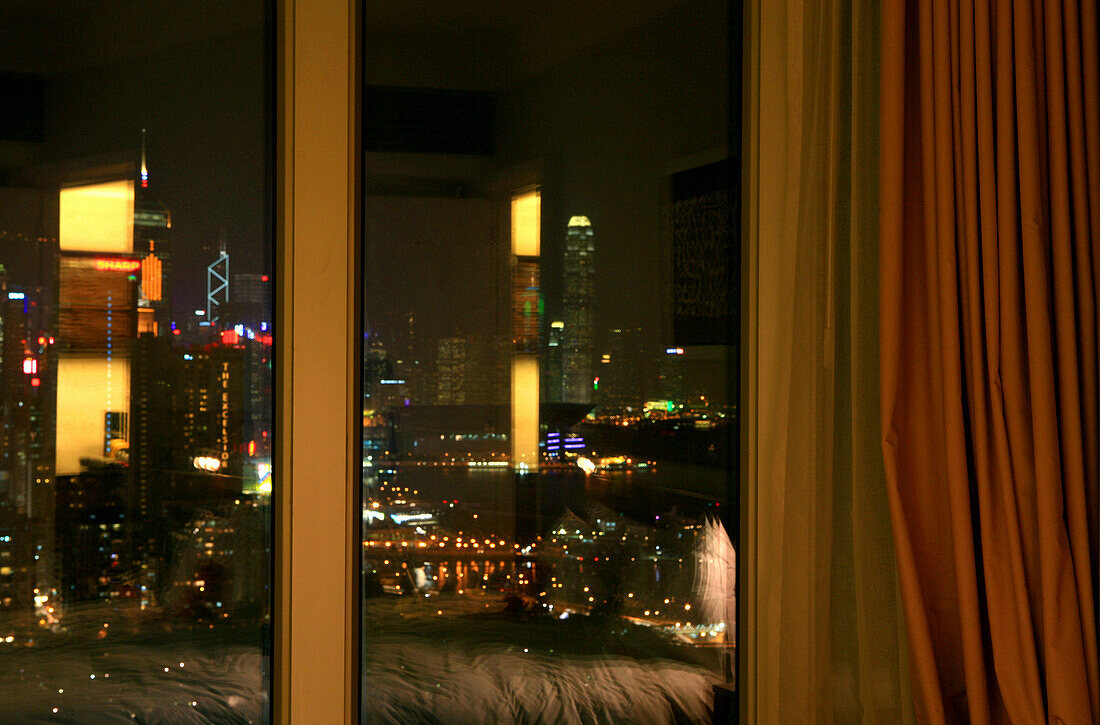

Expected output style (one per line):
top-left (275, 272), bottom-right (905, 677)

top-left (0, 1), bottom-right (737, 721)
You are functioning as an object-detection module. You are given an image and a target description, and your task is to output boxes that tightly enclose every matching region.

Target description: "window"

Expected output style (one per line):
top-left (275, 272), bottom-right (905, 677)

top-left (0, 3), bottom-right (273, 720)
top-left (1, 2), bottom-right (738, 721)
top-left (360, 3), bottom-right (739, 721)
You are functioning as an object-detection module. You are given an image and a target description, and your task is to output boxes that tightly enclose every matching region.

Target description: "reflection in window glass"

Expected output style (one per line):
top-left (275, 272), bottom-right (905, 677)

top-left (0, 3), bottom-right (271, 721)
top-left (362, 3), bottom-right (737, 722)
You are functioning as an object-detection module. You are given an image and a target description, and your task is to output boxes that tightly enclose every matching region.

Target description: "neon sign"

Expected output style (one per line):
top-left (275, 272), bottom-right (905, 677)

top-left (95, 258), bottom-right (142, 272)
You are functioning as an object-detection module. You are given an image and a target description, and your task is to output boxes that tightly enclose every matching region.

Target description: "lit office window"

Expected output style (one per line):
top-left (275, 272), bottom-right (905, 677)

top-left (0, 4), bottom-right (272, 721)
top-left (362, 2), bottom-right (738, 721)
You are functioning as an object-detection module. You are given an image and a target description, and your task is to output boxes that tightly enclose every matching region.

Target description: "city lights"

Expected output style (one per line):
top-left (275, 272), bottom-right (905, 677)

top-left (0, 1), bottom-right (739, 718)
top-left (192, 456), bottom-right (222, 472)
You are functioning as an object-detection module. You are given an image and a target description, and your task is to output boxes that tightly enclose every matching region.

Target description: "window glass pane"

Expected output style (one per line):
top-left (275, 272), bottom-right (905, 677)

top-left (0, 3), bottom-right (272, 721)
top-left (362, 3), bottom-right (738, 721)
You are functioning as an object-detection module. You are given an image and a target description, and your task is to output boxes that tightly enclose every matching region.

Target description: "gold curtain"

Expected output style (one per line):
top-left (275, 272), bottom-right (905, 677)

top-left (744, 1), bottom-right (912, 721)
top-left (880, 0), bottom-right (1100, 722)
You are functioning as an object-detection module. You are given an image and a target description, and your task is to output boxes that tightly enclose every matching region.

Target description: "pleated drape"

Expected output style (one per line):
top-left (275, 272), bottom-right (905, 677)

top-left (880, 0), bottom-right (1100, 722)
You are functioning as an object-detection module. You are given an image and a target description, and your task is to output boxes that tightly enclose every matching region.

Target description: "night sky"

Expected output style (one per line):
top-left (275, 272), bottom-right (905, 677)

top-left (0, 3), bottom-right (267, 319)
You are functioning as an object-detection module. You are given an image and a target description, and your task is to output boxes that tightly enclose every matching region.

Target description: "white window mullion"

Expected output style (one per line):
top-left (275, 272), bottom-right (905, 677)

top-left (275, 0), bottom-right (357, 722)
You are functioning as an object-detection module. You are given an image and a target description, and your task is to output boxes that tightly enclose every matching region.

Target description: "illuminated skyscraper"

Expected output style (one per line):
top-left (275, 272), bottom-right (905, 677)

top-left (561, 216), bottom-right (594, 404)
top-left (206, 247), bottom-right (229, 328)
top-left (176, 343), bottom-right (246, 478)
top-left (133, 130), bottom-right (172, 336)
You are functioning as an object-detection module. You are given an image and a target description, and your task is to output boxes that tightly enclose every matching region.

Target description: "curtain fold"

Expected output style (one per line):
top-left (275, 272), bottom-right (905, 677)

top-left (881, 0), bottom-right (1100, 722)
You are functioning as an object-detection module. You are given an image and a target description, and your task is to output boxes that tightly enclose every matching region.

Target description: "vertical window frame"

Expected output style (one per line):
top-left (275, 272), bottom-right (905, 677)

top-left (274, 0), bottom-right (360, 722)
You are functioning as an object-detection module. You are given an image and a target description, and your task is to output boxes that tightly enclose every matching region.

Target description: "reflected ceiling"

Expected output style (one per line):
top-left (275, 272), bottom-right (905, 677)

top-left (0, 0), bottom-right (262, 75)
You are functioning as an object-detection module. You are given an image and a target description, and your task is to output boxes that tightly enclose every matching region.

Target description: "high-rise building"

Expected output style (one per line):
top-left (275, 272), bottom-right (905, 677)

top-left (243, 332), bottom-right (273, 461)
top-left (231, 273), bottom-right (270, 333)
top-left (206, 248), bottom-right (230, 329)
top-left (363, 336), bottom-right (394, 407)
top-left (544, 320), bottom-right (564, 403)
top-left (126, 333), bottom-right (260, 608)
top-left (435, 335), bottom-right (467, 405)
top-left (561, 215), bottom-right (595, 403)
top-left (54, 461), bottom-right (129, 604)
top-left (134, 130), bottom-right (172, 336)
top-left (362, 336), bottom-right (397, 459)
top-left (657, 346), bottom-right (686, 404)
top-left (127, 332), bottom-right (173, 597)
top-left (176, 342), bottom-right (246, 479)
top-left (0, 496), bottom-right (35, 626)
top-left (388, 310), bottom-right (436, 406)
top-left (0, 264), bottom-right (53, 627)
top-left (599, 325), bottom-right (646, 407)
top-left (0, 268), bottom-right (54, 515)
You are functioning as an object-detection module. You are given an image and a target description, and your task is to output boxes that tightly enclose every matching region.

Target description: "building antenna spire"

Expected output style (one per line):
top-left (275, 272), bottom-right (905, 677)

top-left (140, 128), bottom-right (149, 188)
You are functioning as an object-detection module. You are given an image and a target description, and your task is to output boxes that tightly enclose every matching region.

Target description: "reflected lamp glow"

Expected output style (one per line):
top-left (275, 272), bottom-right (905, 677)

top-left (511, 357), bottom-right (539, 472)
top-left (59, 180), bottom-right (135, 253)
top-left (192, 455), bottom-right (222, 472)
top-left (55, 357), bottom-right (131, 475)
top-left (511, 190), bottom-right (540, 257)
top-left (510, 188), bottom-right (541, 472)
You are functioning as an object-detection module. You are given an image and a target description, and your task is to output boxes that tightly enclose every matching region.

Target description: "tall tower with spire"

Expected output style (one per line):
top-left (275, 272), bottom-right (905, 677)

top-left (133, 128), bottom-right (172, 335)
